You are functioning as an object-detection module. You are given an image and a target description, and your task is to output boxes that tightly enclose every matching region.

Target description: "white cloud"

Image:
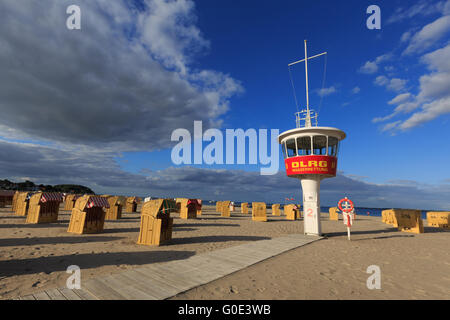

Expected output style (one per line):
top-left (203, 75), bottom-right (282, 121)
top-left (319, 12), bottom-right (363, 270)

top-left (359, 61), bottom-right (378, 74)
top-left (421, 43), bottom-right (450, 72)
top-left (358, 54), bottom-right (392, 74)
top-left (137, 0), bottom-right (209, 74)
top-left (401, 31), bottom-right (413, 43)
top-left (388, 78), bottom-right (408, 92)
top-left (386, 0), bottom-right (449, 24)
top-left (388, 93), bottom-right (412, 105)
top-left (403, 15), bottom-right (450, 55)
top-left (317, 86), bottom-right (337, 97)
top-left (399, 97), bottom-right (450, 129)
top-left (374, 76), bottom-right (407, 92)
top-left (380, 121), bottom-right (401, 131)
top-left (351, 87), bottom-right (360, 94)
top-left (374, 75), bottom-right (389, 86)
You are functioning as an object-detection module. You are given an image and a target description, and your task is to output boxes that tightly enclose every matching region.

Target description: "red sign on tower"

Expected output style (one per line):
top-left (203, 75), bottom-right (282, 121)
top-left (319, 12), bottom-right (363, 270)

top-left (285, 155), bottom-right (337, 176)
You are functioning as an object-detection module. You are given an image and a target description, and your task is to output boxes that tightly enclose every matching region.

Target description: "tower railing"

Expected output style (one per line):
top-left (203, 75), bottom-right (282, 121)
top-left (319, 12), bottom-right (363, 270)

top-left (295, 109), bottom-right (318, 128)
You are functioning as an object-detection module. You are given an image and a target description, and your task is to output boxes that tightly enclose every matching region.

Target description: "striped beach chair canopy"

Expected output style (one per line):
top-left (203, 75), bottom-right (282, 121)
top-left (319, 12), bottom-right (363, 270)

top-left (0, 190), bottom-right (15, 197)
top-left (40, 192), bottom-right (64, 203)
top-left (160, 199), bottom-right (177, 214)
top-left (86, 196), bottom-right (110, 209)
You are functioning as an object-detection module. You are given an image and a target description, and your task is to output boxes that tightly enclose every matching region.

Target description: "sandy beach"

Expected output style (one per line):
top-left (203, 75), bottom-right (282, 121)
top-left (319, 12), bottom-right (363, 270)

top-left (0, 204), bottom-right (449, 300)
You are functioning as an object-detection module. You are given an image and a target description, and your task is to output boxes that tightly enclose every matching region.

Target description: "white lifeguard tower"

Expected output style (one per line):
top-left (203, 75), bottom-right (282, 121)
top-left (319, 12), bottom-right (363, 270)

top-left (278, 40), bottom-right (346, 236)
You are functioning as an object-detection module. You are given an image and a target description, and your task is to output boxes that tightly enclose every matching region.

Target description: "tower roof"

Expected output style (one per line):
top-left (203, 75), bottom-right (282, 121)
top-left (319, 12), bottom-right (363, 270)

top-left (278, 126), bottom-right (346, 143)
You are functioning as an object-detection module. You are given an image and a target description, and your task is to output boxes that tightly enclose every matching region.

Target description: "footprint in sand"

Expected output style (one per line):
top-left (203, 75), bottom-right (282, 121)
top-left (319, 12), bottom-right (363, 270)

top-left (414, 288), bottom-right (427, 295)
top-left (229, 286), bottom-right (239, 294)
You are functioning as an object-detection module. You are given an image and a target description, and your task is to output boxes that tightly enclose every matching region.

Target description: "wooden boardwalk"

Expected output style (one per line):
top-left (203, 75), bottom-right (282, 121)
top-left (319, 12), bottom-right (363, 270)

top-left (15, 233), bottom-right (321, 300)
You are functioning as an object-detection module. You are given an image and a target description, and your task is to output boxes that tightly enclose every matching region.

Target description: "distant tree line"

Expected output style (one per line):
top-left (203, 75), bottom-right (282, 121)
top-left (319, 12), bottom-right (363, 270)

top-left (0, 179), bottom-right (95, 194)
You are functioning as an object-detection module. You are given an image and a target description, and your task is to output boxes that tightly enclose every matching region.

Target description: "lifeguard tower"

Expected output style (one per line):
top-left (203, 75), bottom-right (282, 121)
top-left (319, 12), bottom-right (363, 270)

top-left (278, 40), bottom-right (346, 236)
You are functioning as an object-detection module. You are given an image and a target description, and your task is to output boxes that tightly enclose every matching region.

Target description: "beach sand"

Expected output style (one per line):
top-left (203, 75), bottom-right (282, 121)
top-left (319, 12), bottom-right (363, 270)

top-left (0, 204), bottom-right (449, 300)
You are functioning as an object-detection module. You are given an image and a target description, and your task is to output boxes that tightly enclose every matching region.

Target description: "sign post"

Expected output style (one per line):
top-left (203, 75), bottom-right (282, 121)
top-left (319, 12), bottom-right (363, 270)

top-left (338, 197), bottom-right (354, 240)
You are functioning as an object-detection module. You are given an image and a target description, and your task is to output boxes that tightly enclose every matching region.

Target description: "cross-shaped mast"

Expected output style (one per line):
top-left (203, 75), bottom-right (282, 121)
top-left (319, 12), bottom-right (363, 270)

top-left (288, 40), bottom-right (327, 127)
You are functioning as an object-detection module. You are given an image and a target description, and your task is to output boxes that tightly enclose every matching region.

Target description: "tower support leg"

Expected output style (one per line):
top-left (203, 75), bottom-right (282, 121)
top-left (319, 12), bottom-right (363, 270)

top-left (301, 176), bottom-right (322, 236)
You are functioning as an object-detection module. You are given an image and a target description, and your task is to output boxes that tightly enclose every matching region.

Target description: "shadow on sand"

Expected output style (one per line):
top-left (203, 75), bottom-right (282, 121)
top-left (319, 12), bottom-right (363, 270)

top-left (323, 228), bottom-right (400, 238)
top-left (0, 250), bottom-right (196, 277)
top-left (101, 227), bottom-right (140, 234)
top-left (0, 215), bottom-right (28, 220)
top-left (173, 223), bottom-right (240, 228)
top-left (325, 226), bottom-right (449, 239)
top-left (170, 235), bottom-right (270, 245)
top-left (352, 234), bottom-right (415, 241)
top-left (423, 226), bottom-right (450, 233)
top-left (0, 236), bottom-right (124, 247)
top-left (0, 223), bottom-right (68, 229)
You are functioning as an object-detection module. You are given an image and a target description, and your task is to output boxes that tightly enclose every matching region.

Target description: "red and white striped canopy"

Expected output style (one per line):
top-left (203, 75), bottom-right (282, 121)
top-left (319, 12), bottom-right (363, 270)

top-left (86, 196), bottom-right (110, 209)
top-left (41, 193), bottom-right (64, 203)
top-left (188, 199), bottom-right (202, 209)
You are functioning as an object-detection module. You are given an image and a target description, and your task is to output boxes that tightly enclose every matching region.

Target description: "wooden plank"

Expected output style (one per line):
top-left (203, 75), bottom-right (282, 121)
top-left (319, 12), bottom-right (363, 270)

top-left (117, 270), bottom-right (179, 299)
top-left (124, 269), bottom-right (185, 293)
top-left (45, 288), bottom-right (67, 300)
top-left (157, 261), bottom-right (201, 275)
top-left (96, 274), bottom-right (158, 300)
top-left (135, 266), bottom-right (202, 290)
top-left (189, 254), bottom-right (243, 270)
top-left (147, 260), bottom-right (222, 284)
top-left (72, 288), bottom-right (98, 300)
top-left (33, 291), bottom-right (51, 300)
top-left (148, 262), bottom-right (219, 285)
top-left (82, 278), bottom-right (128, 300)
top-left (222, 245), bottom-right (273, 257)
top-left (220, 248), bottom-right (272, 260)
top-left (179, 259), bottom-right (234, 280)
top-left (209, 251), bottom-right (263, 267)
top-left (59, 288), bottom-right (82, 300)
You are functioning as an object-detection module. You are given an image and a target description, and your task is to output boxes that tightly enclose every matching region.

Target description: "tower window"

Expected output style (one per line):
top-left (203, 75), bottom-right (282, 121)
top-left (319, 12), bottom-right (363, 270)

top-left (328, 136), bottom-right (339, 156)
top-left (286, 138), bottom-right (297, 157)
top-left (313, 136), bottom-right (327, 155)
top-left (297, 136), bottom-right (312, 156)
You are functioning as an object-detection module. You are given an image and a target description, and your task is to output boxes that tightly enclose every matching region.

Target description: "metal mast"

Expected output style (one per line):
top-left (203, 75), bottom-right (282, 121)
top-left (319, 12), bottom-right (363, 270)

top-left (288, 40), bottom-right (327, 128)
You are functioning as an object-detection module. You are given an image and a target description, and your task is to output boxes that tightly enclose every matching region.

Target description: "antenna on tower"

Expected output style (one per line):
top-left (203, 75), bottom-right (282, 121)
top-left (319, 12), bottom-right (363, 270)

top-left (288, 40), bottom-right (327, 128)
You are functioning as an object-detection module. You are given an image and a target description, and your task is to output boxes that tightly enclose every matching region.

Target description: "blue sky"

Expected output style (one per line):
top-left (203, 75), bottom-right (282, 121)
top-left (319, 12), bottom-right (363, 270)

top-left (0, 0), bottom-right (449, 209)
top-left (120, 0), bottom-right (450, 183)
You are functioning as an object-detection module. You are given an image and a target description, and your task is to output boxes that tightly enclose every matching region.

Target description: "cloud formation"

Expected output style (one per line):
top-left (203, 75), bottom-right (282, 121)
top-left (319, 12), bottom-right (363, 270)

top-left (1, 140), bottom-right (449, 210)
top-left (0, 0), bottom-right (243, 151)
top-left (373, 5), bottom-right (450, 132)
top-left (358, 54), bottom-right (392, 74)
top-left (403, 15), bottom-right (450, 55)
top-left (375, 43), bottom-right (450, 131)
top-left (374, 76), bottom-right (407, 92)
top-left (317, 86), bottom-right (337, 97)
top-left (351, 87), bottom-right (361, 94)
